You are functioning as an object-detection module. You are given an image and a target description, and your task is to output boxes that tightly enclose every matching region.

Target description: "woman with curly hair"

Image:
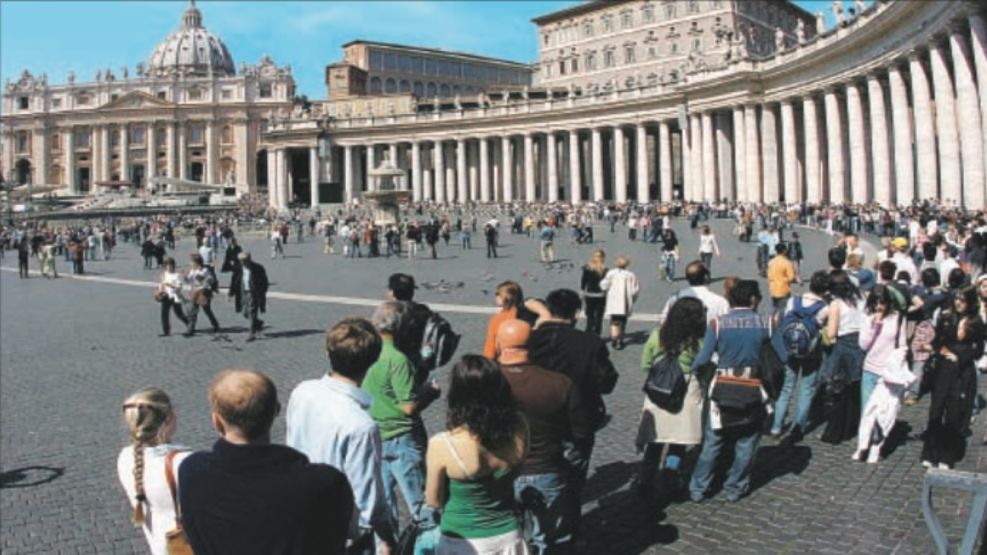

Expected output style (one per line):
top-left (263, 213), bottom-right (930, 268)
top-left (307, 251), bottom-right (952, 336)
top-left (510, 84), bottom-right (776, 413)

top-left (426, 355), bottom-right (529, 555)
top-left (116, 388), bottom-right (190, 555)
top-left (634, 297), bottom-right (707, 497)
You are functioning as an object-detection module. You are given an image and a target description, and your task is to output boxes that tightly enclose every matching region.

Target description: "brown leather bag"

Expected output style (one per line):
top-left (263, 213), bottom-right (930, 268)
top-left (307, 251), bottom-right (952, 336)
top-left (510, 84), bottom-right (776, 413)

top-left (154, 290), bottom-right (167, 303)
top-left (164, 450), bottom-right (194, 555)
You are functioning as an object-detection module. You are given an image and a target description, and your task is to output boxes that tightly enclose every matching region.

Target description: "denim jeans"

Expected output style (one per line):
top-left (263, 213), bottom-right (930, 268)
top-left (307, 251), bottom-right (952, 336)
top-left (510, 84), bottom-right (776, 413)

top-left (861, 370), bottom-right (880, 413)
top-left (515, 472), bottom-right (573, 554)
top-left (772, 360), bottom-right (820, 434)
top-left (689, 416), bottom-right (761, 501)
top-left (381, 430), bottom-right (435, 533)
top-left (662, 254), bottom-right (676, 281)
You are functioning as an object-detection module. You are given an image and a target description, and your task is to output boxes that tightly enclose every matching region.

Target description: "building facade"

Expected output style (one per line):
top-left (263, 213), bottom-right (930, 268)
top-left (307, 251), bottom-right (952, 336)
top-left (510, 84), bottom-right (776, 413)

top-left (0, 1), bottom-right (294, 194)
top-left (265, 0), bottom-right (986, 211)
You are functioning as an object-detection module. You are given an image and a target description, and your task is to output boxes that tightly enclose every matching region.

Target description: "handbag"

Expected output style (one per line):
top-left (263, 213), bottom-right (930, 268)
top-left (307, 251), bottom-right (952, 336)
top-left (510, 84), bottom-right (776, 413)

top-left (711, 368), bottom-right (766, 430)
top-left (164, 450), bottom-right (194, 555)
top-left (396, 503), bottom-right (440, 555)
top-left (154, 290), bottom-right (167, 303)
top-left (192, 289), bottom-right (211, 307)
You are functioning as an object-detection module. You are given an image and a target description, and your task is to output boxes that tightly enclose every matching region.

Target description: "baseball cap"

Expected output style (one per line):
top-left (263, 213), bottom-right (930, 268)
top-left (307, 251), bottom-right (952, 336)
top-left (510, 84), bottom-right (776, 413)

top-left (892, 237), bottom-right (908, 250)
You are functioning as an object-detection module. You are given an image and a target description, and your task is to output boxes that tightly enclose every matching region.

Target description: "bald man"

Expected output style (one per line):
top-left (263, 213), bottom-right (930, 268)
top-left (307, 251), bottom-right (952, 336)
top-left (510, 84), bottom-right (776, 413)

top-left (179, 369), bottom-right (354, 555)
top-left (496, 320), bottom-right (592, 554)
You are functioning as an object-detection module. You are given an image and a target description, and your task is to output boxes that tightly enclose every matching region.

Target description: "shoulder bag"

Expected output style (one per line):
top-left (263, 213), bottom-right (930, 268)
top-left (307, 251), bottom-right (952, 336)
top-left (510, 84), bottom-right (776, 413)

top-left (164, 450), bottom-right (194, 555)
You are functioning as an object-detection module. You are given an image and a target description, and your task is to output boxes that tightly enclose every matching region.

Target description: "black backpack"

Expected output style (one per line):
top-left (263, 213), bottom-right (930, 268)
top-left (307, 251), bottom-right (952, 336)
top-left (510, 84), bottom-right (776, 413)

top-left (420, 312), bottom-right (460, 371)
top-left (643, 351), bottom-right (687, 413)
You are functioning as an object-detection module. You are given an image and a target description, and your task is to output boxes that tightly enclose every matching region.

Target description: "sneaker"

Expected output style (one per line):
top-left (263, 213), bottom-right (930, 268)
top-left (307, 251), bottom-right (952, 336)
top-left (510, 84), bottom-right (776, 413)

top-left (921, 460), bottom-right (934, 469)
top-left (867, 449), bottom-right (880, 464)
top-left (851, 449), bottom-right (867, 462)
top-left (937, 463), bottom-right (951, 470)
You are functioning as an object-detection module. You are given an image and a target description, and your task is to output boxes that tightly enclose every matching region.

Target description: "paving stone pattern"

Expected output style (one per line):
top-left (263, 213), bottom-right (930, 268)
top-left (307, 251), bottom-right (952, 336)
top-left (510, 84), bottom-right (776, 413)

top-left (1, 219), bottom-right (984, 554)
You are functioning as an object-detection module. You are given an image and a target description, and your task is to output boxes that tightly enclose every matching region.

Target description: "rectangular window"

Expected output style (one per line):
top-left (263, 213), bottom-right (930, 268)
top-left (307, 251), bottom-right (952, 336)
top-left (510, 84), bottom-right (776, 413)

top-left (18, 96), bottom-right (29, 110)
top-left (621, 12), bottom-right (632, 29)
top-left (131, 125), bottom-right (145, 145)
top-left (16, 131), bottom-right (30, 153)
top-left (570, 58), bottom-right (578, 73)
top-left (712, 0), bottom-right (723, 8)
top-left (51, 132), bottom-right (61, 151)
top-left (688, 0), bottom-right (699, 14)
top-left (190, 125), bottom-right (204, 145)
top-left (77, 95), bottom-right (91, 105)
top-left (156, 128), bottom-right (166, 146)
top-left (188, 88), bottom-right (202, 101)
top-left (76, 128), bottom-right (91, 149)
top-left (692, 38), bottom-right (702, 51)
top-left (221, 89), bottom-right (232, 100)
top-left (665, 3), bottom-right (676, 18)
top-left (643, 5), bottom-right (655, 23)
top-left (625, 45), bottom-right (636, 64)
top-left (603, 15), bottom-right (613, 32)
top-left (559, 61), bottom-right (566, 75)
top-left (604, 50), bottom-right (615, 68)
top-left (259, 84), bottom-right (272, 98)
top-left (110, 128), bottom-right (120, 147)
top-left (583, 21), bottom-right (593, 37)
top-left (52, 98), bottom-right (62, 109)
top-left (670, 42), bottom-right (678, 54)
top-left (157, 91), bottom-right (167, 100)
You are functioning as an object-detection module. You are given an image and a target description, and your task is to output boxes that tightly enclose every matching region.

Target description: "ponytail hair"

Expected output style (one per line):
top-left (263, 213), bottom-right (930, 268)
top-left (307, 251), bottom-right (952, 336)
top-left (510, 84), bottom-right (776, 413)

top-left (121, 388), bottom-right (174, 526)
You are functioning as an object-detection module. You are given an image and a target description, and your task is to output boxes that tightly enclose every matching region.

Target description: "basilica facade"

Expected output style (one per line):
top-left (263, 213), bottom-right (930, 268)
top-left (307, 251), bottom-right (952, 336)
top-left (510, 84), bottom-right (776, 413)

top-left (4, 0), bottom-right (987, 211)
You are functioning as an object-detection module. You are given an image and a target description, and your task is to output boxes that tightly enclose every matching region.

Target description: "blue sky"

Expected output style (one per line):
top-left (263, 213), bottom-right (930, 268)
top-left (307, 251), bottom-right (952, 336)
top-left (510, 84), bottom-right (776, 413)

top-left (1, 0), bottom-right (848, 99)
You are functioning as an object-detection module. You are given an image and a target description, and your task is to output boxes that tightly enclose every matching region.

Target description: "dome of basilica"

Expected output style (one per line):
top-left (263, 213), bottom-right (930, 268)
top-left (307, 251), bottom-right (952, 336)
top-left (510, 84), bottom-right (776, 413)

top-left (146, 0), bottom-right (235, 77)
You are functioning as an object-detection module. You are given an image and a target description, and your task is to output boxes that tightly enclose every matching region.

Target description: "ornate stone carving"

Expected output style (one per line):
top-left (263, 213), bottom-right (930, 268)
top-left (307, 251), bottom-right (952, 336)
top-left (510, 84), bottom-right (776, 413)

top-left (775, 27), bottom-right (785, 51)
top-left (67, 71), bottom-right (75, 85)
top-left (95, 69), bottom-right (102, 81)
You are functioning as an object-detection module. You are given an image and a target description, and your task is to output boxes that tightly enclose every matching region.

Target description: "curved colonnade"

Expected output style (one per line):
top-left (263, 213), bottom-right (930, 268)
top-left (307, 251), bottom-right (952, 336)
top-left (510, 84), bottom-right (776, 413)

top-left (266, 1), bottom-right (987, 210)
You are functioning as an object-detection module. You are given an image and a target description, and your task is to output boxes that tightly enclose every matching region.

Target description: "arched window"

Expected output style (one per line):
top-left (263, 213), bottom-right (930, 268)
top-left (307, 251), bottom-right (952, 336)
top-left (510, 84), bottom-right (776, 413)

top-left (221, 125), bottom-right (233, 144)
top-left (369, 77), bottom-right (383, 94)
top-left (414, 82), bottom-right (424, 97)
top-left (384, 78), bottom-right (397, 94)
top-left (426, 82), bottom-right (437, 97)
top-left (399, 80), bottom-right (411, 93)
top-left (439, 84), bottom-right (451, 97)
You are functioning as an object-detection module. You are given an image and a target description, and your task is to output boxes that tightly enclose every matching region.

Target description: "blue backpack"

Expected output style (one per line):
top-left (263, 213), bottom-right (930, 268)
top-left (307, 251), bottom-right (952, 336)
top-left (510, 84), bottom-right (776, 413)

top-left (777, 296), bottom-right (826, 359)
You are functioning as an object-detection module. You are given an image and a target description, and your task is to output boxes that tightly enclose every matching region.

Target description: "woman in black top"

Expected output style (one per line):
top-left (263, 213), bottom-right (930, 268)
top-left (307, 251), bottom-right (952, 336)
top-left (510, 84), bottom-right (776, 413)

top-left (581, 249), bottom-right (607, 335)
top-left (922, 287), bottom-right (986, 469)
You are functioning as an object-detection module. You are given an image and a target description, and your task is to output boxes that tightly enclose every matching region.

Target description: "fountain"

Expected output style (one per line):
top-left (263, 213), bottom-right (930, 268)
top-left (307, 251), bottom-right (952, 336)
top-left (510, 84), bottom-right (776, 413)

top-left (364, 157), bottom-right (410, 225)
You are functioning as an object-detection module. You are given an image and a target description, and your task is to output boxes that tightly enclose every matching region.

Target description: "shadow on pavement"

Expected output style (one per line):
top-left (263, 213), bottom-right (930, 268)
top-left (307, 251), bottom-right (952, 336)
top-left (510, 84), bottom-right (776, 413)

top-left (0, 466), bottom-right (65, 488)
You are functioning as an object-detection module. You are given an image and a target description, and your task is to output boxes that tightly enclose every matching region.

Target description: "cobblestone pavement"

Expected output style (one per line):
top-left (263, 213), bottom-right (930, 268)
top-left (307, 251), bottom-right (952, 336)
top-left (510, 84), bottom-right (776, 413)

top-left (1, 219), bottom-right (985, 554)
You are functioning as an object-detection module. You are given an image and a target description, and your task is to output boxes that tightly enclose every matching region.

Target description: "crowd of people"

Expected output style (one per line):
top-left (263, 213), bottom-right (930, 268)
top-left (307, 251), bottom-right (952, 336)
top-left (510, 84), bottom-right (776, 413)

top-left (4, 195), bottom-right (987, 554)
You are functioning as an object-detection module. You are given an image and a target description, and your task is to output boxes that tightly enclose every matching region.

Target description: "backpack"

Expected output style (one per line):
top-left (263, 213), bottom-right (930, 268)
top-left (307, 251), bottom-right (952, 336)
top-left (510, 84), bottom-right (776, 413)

top-left (643, 351), bottom-right (687, 413)
top-left (419, 312), bottom-right (460, 371)
top-left (777, 296), bottom-right (826, 359)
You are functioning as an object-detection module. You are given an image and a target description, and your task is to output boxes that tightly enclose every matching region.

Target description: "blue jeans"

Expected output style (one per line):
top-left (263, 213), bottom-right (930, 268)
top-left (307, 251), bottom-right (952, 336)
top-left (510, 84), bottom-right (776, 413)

top-left (515, 472), bottom-right (573, 554)
top-left (861, 370), bottom-right (880, 414)
top-left (689, 417), bottom-right (761, 502)
top-left (663, 254), bottom-right (676, 280)
top-left (381, 431), bottom-right (435, 532)
top-left (772, 360), bottom-right (820, 434)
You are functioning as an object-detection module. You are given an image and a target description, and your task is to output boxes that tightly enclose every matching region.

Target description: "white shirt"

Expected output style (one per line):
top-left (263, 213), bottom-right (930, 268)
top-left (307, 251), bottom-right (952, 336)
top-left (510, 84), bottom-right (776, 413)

top-left (197, 244), bottom-right (214, 266)
top-left (286, 375), bottom-right (385, 539)
top-left (117, 445), bottom-right (192, 555)
top-left (699, 234), bottom-right (719, 255)
top-left (891, 252), bottom-right (919, 285)
top-left (661, 285), bottom-right (729, 324)
top-left (160, 271), bottom-right (184, 302)
top-left (939, 258), bottom-right (959, 286)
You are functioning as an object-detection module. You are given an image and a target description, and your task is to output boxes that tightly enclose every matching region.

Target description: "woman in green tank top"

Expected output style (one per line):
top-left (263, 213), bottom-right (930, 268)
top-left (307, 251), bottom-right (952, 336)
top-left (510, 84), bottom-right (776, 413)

top-left (425, 355), bottom-right (530, 554)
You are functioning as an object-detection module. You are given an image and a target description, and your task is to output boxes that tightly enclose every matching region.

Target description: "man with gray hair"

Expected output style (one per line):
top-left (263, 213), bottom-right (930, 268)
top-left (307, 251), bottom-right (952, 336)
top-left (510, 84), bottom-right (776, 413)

top-left (361, 301), bottom-right (439, 537)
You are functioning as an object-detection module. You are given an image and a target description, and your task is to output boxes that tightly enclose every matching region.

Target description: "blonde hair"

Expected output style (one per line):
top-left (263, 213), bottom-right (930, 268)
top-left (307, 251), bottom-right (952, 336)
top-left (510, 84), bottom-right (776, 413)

top-left (615, 255), bottom-right (630, 269)
top-left (587, 249), bottom-right (606, 276)
top-left (496, 281), bottom-right (524, 311)
top-left (847, 253), bottom-right (863, 270)
top-left (122, 388), bottom-right (174, 527)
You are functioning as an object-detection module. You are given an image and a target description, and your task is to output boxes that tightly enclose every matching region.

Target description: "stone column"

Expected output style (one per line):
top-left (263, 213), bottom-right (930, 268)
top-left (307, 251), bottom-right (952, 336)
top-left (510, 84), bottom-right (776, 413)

top-left (951, 26), bottom-right (986, 209)
top-left (824, 89), bottom-right (845, 204)
top-left (970, 14), bottom-right (987, 186)
top-left (278, 148), bottom-right (289, 210)
top-left (702, 112), bottom-right (717, 201)
top-left (780, 101), bottom-right (798, 202)
top-left (389, 144), bottom-right (398, 166)
top-left (845, 81), bottom-right (868, 203)
top-left (569, 130), bottom-right (582, 204)
top-left (761, 104), bottom-right (779, 203)
top-left (177, 123), bottom-right (188, 180)
top-left (101, 125), bottom-right (111, 183)
top-left (523, 133), bottom-right (535, 201)
top-left (910, 50), bottom-right (938, 201)
top-left (119, 125), bottom-right (129, 183)
top-left (614, 126), bottom-right (628, 203)
top-left (64, 128), bottom-right (75, 193)
top-left (343, 144), bottom-right (354, 203)
top-left (867, 73), bottom-right (892, 206)
top-left (468, 141), bottom-right (479, 201)
top-left (659, 121), bottom-right (672, 202)
top-left (456, 138), bottom-right (468, 202)
top-left (166, 123), bottom-right (176, 178)
top-left (591, 128), bottom-right (604, 201)
top-left (547, 132), bottom-right (559, 203)
top-left (889, 65), bottom-right (914, 204)
top-left (90, 125), bottom-right (101, 183)
top-left (503, 136), bottom-right (514, 202)
top-left (716, 113), bottom-right (734, 201)
top-left (733, 107), bottom-right (746, 202)
top-left (479, 138), bottom-right (491, 202)
top-left (268, 149), bottom-right (280, 208)
top-left (803, 96), bottom-right (822, 204)
top-left (205, 121), bottom-right (215, 184)
top-left (146, 122), bottom-right (157, 181)
top-left (365, 144), bottom-right (376, 192)
top-left (689, 114), bottom-right (703, 201)
top-left (309, 146), bottom-right (319, 208)
top-left (234, 121), bottom-right (248, 189)
top-left (433, 142), bottom-right (445, 203)
top-left (930, 41), bottom-right (961, 204)
top-left (744, 105), bottom-right (761, 203)
top-left (411, 142), bottom-right (423, 202)
top-left (492, 140), bottom-right (502, 202)
top-left (635, 124), bottom-right (650, 203)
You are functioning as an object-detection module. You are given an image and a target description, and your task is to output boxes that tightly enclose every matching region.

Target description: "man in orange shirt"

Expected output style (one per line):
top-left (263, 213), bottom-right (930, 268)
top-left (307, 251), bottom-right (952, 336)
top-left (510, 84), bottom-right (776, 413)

top-left (767, 243), bottom-right (797, 324)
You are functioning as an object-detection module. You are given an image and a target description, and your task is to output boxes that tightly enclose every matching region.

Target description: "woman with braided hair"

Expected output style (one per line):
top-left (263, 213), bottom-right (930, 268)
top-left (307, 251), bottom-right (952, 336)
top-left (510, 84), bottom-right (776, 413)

top-left (116, 388), bottom-right (190, 554)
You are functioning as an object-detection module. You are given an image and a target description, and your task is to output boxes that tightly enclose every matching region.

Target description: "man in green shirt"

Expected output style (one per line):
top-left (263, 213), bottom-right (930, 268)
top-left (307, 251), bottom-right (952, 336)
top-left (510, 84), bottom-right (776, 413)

top-left (363, 301), bottom-right (440, 535)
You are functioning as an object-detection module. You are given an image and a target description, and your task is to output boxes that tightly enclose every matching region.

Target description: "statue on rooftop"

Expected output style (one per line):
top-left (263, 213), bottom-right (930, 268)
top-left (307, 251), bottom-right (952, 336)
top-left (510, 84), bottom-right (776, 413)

top-left (832, 1), bottom-right (845, 26)
top-left (796, 19), bottom-right (806, 44)
top-left (775, 27), bottom-right (785, 51)
top-left (816, 10), bottom-right (826, 34)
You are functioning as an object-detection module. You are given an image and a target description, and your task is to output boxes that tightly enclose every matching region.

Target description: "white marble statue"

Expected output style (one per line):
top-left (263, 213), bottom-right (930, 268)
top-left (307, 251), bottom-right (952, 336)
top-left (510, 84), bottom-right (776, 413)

top-left (832, 0), bottom-right (845, 26)
top-left (796, 19), bottom-right (806, 43)
top-left (775, 27), bottom-right (785, 51)
top-left (67, 71), bottom-right (75, 85)
top-left (854, 0), bottom-right (867, 16)
top-left (95, 69), bottom-right (102, 81)
top-left (121, 66), bottom-right (128, 79)
top-left (816, 10), bottom-right (826, 34)
top-left (453, 95), bottom-right (462, 110)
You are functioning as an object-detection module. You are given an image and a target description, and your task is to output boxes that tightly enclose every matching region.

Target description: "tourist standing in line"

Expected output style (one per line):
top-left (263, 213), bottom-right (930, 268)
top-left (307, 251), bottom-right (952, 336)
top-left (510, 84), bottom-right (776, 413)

top-left (600, 255), bottom-right (639, 351)
top-left (180, 369), bottom-right (354, 555)
top-left (539, 221), bottom-right (556, 264)
top-left (117, 388), bottom-right (190, 555)
top-left (660, 261), bottom-right (729, 325)
top-left (922, 287), bottom-right (986, 469)
top-left (286, 318), bottom-right (398, 554)
top-left (767, 243), bottom-right (798, 324)
top-left (635, 297), bottom-right (707, 498)
top-left (580, 250), bottom-right (607, 336)
top-left (697, 225), bottom-right (721, 274)
top-left (497, 319), bottom-right (590, 553)
top-left (819, 272), bottom-right (866, 445)
top-left (485, 223), bottom-right (499, 258)
top-left (425, 355), bottom-right (529, 555)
